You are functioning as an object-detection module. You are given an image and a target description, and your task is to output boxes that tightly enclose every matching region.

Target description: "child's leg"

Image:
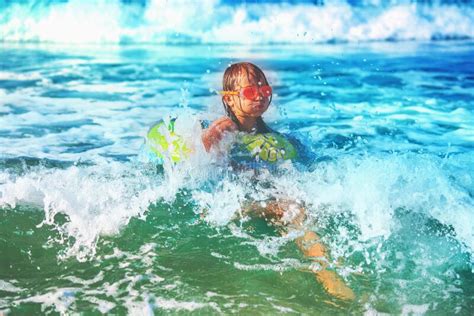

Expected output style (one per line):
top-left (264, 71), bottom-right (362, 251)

top-left (257, 199), bottom-right (355, 300)
top-left (295, 230), bottom-right (355, 300)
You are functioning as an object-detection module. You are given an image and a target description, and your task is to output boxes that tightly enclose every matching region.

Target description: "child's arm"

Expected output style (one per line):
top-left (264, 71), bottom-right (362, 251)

top-left (201, 117), bottom-right (238, 152)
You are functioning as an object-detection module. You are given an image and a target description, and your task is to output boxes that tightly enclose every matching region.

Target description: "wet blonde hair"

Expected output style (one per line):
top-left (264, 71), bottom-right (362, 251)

top-left (222, 62), bottom-right (271, 132)
top-left (222, 62), bottom-right (269, 92)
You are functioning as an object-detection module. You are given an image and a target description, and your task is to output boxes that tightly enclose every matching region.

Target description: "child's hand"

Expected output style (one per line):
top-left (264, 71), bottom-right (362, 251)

top-left (202, 117), bottom-right (238, 151)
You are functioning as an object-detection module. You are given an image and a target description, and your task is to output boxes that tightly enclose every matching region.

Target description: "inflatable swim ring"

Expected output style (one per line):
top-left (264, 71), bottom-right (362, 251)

top-left (232, 133), bottom-right (297, 163)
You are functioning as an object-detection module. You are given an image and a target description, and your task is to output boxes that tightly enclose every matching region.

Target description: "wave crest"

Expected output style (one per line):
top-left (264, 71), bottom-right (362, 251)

top-left (1, 0), bottom-right (473, 44)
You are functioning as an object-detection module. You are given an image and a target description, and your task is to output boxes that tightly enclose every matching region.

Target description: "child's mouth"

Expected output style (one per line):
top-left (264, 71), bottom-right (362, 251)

top-left (251, 102), bottom-right (265, 110)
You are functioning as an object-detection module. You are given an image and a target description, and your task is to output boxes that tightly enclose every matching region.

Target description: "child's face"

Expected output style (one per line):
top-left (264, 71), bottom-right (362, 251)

top-left (224, 73), bottom-right (271, 118)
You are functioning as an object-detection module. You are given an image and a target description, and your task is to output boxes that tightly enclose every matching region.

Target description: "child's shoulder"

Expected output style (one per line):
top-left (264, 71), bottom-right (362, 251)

top-left (201, 116), bottom-right (235, 129)
top-left (201, 117), bottom-right (238, 152)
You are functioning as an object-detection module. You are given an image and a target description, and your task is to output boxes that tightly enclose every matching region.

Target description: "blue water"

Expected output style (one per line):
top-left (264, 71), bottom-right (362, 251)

top-left (0, 40), bottom-right (473, 314)
top-left (1, 0), bottom-right (474, 314)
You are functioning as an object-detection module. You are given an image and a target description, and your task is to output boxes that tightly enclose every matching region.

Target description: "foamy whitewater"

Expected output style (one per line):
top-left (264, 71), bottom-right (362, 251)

top-left (1, 1), bottom-right (474, 314)
top-left (1, 0), bottom-right (474, 44)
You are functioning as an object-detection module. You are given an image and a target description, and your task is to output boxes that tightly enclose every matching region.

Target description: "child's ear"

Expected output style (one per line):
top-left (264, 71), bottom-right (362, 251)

top-left (223, 95), bottom-right (234, 107)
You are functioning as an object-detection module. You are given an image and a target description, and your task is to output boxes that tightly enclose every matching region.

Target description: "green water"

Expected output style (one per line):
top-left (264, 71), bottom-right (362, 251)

top-left (2, 191), bottom-right (472, 314)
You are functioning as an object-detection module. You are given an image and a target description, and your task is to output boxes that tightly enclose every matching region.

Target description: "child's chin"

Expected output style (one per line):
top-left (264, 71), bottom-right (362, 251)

top-left (249, 110), bottom-right (265, 117)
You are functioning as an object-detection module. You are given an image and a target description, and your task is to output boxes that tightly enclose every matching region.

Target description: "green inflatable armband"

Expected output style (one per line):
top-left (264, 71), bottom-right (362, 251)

top-left (146, 119), bottom-right (190, 163)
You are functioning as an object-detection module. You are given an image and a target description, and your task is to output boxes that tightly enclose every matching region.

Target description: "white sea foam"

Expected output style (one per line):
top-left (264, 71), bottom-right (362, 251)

top-left (0, 162), bottom-right (165, 261)
top-left (1, 107), bottom-right (473, 266)
top-left (20, 288), bottom-right (78, 314)
top-left (234, 259), bottom-right (304, 272)
top-left (82, 297), bottom-right (116, 314)
top-left (152, 297), bottom-right (208, 312)
top-left (0, 280), bottom-right (23, 293)
top-left (63, 271), bottom-right (105, 286)
top-left (195, 152), bottom-right (474, 258)
top-left (0, 113), bottom-right (223, 261)
top-left (1, 145), bottom-right (472, 265)
top-left (0, 71), bottom-right (43, 81)
top-left (0, 1), bottom-right (472, 44)
top-left (401, 304), bottom-right (430, 315)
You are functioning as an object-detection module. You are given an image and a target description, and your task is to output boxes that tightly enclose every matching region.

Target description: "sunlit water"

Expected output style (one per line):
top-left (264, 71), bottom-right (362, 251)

top-left (1, 41), bottom-right (473, 314)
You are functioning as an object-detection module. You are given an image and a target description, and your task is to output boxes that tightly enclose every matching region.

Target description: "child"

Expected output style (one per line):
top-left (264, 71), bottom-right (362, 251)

top-left (201, 62), bottom-right (355, 300)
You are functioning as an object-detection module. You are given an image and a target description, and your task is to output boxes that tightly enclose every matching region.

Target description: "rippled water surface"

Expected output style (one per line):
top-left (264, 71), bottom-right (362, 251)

top-left (1, 41), bottom-right (474, 314)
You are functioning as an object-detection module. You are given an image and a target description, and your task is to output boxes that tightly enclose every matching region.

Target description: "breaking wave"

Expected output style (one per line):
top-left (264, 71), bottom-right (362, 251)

top-left (0, 0), bottom-right (473, 44)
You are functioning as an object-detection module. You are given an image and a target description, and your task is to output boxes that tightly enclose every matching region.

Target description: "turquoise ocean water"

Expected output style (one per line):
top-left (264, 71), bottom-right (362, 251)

top-left (1, 0), bottom-right (474, 314)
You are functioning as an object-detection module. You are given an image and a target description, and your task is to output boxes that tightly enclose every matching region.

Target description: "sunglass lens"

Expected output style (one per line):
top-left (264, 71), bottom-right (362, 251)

top-left (243, 86), bottom-right (258, 100)
top-left (261, 85), bottom-right (272, 97)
